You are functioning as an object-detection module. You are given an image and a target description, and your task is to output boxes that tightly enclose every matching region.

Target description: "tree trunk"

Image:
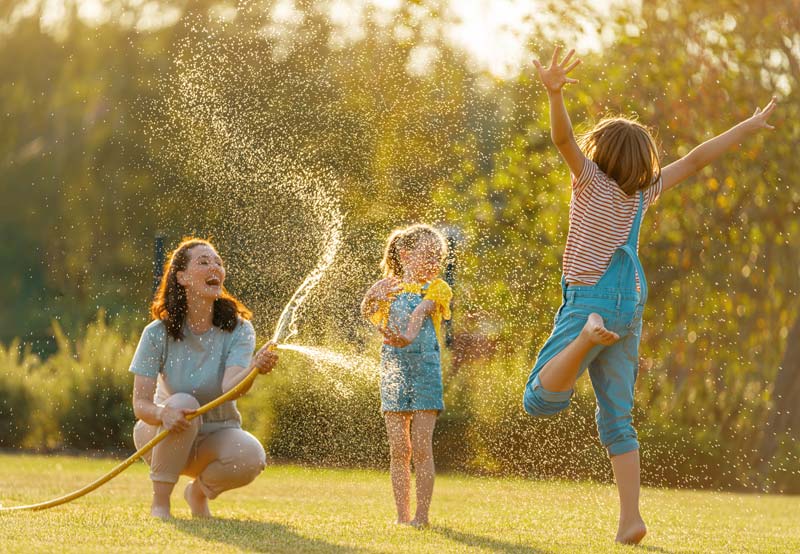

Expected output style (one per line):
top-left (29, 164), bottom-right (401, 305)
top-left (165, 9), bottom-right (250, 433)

top-left (758, 313), bottom-right (800, 485)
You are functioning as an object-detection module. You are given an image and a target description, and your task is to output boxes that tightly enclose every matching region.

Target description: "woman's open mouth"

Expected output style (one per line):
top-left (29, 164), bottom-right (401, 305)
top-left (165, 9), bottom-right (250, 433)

top-left (205, 277), bottom-right (221, 287)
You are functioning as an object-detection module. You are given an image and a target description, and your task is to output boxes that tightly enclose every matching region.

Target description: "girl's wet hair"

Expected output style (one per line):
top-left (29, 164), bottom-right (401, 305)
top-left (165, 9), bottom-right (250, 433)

top-left (380, 224), bottom-right (447, 278)
top-left (578, 116), bottom-right (661, 195)
top-left (150, 237), bottom-right (252, 340)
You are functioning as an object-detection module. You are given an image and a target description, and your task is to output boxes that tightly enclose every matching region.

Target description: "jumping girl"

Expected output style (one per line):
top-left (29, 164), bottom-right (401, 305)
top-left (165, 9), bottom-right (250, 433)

top-left (523, 46), bottom-right (776, 544)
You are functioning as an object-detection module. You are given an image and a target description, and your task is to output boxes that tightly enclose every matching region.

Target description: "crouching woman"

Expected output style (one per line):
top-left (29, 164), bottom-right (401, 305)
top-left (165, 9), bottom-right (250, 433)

top-left (129, 238), bottom-right (277, 519)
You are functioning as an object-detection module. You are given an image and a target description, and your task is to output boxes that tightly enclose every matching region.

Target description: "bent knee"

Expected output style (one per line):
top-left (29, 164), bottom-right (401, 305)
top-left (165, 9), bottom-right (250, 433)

top-left (237, 435), bottom-right (267, 470)
top-left (251, 443), bottom-right (267, 471)
top-left (237, 455), bottom-right (266, 480)
top-left (164, 392), bottom-right (201, 411)
top-left (523, 380), bottom-right (572, 417)
top-left (224, 443), bottom-right (266, 485)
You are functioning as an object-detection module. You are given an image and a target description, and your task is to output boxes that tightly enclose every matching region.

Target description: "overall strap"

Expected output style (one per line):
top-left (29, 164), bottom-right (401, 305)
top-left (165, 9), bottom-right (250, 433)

top-left (625, 190), bottom-right (645, 247)
top-left (618, 191), bottom-right (648, 305)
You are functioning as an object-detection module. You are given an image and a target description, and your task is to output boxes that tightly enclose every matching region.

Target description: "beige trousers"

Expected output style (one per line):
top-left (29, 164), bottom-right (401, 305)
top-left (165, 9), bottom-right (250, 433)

top-left (133, 392), bottom-right (266, 499)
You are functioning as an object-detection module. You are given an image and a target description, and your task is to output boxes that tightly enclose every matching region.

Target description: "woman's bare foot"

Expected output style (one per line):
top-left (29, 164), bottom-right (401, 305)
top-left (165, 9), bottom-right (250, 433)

top-left (150, 502), bottom-right (171, 520)
top-left (616, 517), bottom-right (647, 545)
top-left (184, 480), bottom-right (212, 518)
top-left (582, 313), bottom-right (620, 345)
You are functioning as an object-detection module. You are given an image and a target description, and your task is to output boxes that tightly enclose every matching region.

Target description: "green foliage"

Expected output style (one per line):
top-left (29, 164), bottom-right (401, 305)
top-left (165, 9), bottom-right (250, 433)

top-left (1, 317), bottom-right (798, 491)
top-left (49, 316), bottom-right (137, 450)
top-left (0, 313), bottom-right (136, 451)
top-left (0, 340), bottom-right (37, 447)
top-left (447, 351), bottom-right (609, 480)
top-left (1, 0), bottom-right (799, 491)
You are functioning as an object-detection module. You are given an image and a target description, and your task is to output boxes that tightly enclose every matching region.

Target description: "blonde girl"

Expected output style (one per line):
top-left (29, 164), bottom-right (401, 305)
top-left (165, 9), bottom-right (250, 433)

top-left (361, 224), bottom-right (452, 527)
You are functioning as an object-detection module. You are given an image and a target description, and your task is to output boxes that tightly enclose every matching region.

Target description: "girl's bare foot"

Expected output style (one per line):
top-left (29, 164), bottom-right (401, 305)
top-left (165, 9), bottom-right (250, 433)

top-left (150, 503), bottom-right (171, 520)
top-left (410, 519), bottom-right (429, 529)
top-left (184, 480), bottom-right (212, 518)
top-left (582, 313), bottom-right (620, 345)
top-left (616, 517), bottom-right (647, 545)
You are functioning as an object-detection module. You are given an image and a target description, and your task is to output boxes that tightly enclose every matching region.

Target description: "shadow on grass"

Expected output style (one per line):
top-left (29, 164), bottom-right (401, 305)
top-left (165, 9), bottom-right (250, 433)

top-left (431, 527), bottom-right (676, 554)
top-left (431, 525), bottom-right (555, 553)
top-left (169, 517), bottom-right (369, 554)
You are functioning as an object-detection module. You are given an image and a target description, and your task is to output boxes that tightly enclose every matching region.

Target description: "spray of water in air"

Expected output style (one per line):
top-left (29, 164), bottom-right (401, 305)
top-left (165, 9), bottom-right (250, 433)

top-left (150, 19), bottom-right (378, 385)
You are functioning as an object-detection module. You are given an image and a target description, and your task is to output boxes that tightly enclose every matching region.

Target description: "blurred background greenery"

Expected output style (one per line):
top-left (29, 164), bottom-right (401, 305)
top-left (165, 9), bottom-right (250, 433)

top-left (0, 0), bottom-right (798, 493)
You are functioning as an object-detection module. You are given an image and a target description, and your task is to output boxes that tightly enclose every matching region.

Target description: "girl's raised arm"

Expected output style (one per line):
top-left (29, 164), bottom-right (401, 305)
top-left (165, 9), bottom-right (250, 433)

top-left (661, 97), bottom-right (777, 192)
top-left (533, 46), bottom-right (586, 178)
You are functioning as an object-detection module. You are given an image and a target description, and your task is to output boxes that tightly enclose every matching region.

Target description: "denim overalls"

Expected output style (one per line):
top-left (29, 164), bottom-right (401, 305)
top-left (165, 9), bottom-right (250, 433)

top-left (523, 192), bottom-right (647, 456)
top-left (380, 282), bottom-right (445, 413)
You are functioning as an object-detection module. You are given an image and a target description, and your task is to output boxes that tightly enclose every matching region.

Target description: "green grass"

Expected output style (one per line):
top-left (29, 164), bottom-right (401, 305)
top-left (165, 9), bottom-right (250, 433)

top-left (0, 454), bottom-right (797, 553)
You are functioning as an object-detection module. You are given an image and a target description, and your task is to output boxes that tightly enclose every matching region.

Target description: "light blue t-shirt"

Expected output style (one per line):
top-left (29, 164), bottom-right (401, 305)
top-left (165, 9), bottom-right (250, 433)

top-left (129, 318), bottom-right (256, 432)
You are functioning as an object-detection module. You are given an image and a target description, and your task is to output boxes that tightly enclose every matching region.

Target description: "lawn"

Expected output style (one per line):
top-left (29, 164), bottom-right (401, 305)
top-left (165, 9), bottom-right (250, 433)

top-left (0, 453), bottom-right (797, 553)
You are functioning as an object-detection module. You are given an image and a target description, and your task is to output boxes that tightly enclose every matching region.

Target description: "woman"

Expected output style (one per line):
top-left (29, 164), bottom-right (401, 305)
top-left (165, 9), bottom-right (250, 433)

top-left (129, 237), bottom-right (278, 519)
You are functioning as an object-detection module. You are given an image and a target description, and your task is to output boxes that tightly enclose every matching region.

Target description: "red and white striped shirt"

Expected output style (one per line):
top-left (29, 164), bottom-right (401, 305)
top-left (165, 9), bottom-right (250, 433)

top-left (563, 157), bottom-right (662, 285)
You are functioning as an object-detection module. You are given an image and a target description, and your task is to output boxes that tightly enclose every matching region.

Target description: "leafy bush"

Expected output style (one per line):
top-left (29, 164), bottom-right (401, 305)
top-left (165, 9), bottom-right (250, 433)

top-left (447, 349), bottom-right (611, 480)
top-left (49, 316), bottom-right (136, 451)
top-left (0, 313), bottom-right (136, 451)
top-left (0, 340), bottom-right (37, 447)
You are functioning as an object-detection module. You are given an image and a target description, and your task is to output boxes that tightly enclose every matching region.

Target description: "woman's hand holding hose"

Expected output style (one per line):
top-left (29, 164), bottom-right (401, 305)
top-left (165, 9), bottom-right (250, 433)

top-left (252, 341), bottom-right (279, 374)
top-left (159, 405), bottom-right (196, 432)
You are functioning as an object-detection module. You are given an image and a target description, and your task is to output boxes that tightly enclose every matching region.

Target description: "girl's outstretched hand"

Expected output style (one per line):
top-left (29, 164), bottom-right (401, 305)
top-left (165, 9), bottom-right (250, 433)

top-left (380, 325), bottom-right (411, 348)
top-left (368, 277), bottom-right (402, 303)
top-left (533, 46), bottom-right (581, 93)
top-left (745, 96), bottom-right (778, 132)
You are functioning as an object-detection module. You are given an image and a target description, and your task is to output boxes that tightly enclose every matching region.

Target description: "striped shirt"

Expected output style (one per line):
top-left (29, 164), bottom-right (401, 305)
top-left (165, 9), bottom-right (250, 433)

top-left (563, 157), bottom-right (662, 285)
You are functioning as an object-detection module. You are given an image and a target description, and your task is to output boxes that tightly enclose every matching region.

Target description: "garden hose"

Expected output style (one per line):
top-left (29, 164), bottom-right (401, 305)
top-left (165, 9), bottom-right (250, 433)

top-left (0, 346), bottom-right (273, 512)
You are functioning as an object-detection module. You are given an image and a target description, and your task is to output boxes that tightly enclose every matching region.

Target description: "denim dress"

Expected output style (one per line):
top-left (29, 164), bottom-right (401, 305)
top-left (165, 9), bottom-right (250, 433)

top-left (380, 283), bottom-right (445, 413)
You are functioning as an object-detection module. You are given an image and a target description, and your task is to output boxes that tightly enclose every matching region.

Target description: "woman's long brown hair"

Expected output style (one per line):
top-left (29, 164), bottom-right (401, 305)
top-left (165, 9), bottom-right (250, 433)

top-left (150, 238), bottom-right (252, 340)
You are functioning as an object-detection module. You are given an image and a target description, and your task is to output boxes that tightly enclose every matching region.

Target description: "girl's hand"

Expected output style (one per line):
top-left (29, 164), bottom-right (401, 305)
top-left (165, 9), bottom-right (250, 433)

top-left (160, 406), bottom-right (195, 432)
top-left (533, 46), bottom-right (581, 93)
top-left (380, 325), bottom-right (411, 348)
top-left (368, 277), bottom-right (402, 303)
top-left (744, 97), bottom-right (777, 132)
top-left (252, 341), bottom-right (279, 374)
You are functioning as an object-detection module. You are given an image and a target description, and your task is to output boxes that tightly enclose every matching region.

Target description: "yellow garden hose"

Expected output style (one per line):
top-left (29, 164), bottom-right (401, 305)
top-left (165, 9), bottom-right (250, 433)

top-left (0, 355), bottom-right (265, 512)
